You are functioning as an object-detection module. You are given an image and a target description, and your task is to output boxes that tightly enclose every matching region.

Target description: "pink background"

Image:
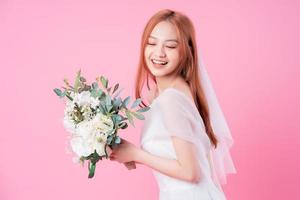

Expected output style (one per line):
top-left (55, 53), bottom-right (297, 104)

top-left (1, 0), bottom-right (299, 199)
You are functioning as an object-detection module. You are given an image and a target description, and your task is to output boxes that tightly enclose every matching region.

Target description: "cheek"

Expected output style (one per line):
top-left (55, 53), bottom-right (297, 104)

top-left (167, 50), bottom-right (180, 64)
top-left (144, 48), bottom-right (153, 68)
top-left (144, 47), bottom-right (151, 59)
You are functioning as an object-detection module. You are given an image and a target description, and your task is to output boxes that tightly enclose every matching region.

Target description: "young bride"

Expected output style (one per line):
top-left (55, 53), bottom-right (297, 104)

top-left (109, 9), bottom-right (236, 200)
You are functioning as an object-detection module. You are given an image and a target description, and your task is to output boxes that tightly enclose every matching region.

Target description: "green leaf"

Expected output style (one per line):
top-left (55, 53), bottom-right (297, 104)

top-left (137, 106), bottom-right (150, 113)
top-left (113, 97), bottom-right (122, 109)
top-left (106, 104), bottom-right (113, 112)
top-left (112, 114), bottom-right (122, 124)
top-left (88, 161), bottom-right (96, 178)
top-left (98, 103), bottom-right (106, 113)
top-left (125, 110), bottom-right (134, 127)
top-left (112, 88), bottom-right (123, 98)
top-left (53, 88), bottom-right (63, 97)
top-left (112, 83), bottom-right (119, 94)
top-left (74, 70), bottom-right (82, 93)
top-left (107, 135), bottom-right (113, 144)
top-left (65, 93), bottom-right (73, 101)
top-left (107, 86), bottom-right (112, 93)
top-left (115, 136), bottom-right (121, 144)
top-left (80, 76), bottom-right (86, 82)
top-left (123, 96), bottom-right (131, 108)
top-left (104, 143), bottom-right (108, 159)
top-left (131, 98), bottom-right (142, 109)
top-left (91, 89), bottom-right (103, 98)
top-left (132, 112), bottom-right (145, 120)
top-left (119, 122), bottom-right (128, 129)
top-left (100, 76), bottom-right (108, 88)
top-left (92, 82), bottom-right (98, 89)
top-left (107, 129), bottom-right (115, 135)
top-left (105, 95), bottom-right (112, 106)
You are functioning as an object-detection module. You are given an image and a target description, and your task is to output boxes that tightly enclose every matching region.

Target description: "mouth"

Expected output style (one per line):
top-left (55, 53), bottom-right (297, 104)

top-left (151, 59), bottom-right (168, 66)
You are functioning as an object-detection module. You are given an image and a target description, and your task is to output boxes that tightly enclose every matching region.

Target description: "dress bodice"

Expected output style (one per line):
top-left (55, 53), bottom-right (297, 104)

top-left (140, 88), bottom-right (227, 200)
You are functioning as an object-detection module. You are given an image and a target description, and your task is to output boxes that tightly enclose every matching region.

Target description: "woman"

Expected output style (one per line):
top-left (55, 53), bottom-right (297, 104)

top-left (109, 9), bottom-right (236, 200)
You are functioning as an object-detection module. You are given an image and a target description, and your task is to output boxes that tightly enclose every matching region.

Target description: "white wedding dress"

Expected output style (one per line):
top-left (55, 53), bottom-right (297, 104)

top-left (140, 87), bottom-right (228, 200)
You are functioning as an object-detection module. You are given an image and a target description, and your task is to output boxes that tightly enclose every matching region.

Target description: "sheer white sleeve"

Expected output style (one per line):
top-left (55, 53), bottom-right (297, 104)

top-left (157, 91), bottom-right (196, 143)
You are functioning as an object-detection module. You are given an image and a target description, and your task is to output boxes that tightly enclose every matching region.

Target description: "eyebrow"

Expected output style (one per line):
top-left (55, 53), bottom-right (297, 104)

top-left (149, 35), bottom-right (178, 43)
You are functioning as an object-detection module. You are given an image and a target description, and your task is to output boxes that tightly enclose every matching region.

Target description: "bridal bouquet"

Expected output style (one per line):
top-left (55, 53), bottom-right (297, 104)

top-left (54, 70), bottom-right (149, 178)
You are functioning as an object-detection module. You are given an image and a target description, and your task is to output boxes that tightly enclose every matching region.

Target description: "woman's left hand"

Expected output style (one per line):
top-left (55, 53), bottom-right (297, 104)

top-left (109, 139), bottom-right (140, 163)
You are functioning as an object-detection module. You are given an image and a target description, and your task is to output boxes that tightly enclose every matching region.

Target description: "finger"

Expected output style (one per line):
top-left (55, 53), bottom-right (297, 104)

top-left (109, 154), bottom-right (115, 158)
top-left (109, 155), bottom-right (116, 159)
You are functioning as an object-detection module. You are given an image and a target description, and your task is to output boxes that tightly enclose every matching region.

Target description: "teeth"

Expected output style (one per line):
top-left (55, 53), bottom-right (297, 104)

top-left (152, 59), bottom-right (167, 65)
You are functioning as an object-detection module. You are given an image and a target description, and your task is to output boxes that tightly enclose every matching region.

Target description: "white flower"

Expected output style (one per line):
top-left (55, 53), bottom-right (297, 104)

top-left (91, 113), bottom-right (114, 136)
top-left (73, 91), bottom-right (100, 109)
top-left (70, 134), bottom-right (93, 157)
top-left (70, 113), bottom-right (114, 157)
top-left (63, 116), bottom-right (76, 134)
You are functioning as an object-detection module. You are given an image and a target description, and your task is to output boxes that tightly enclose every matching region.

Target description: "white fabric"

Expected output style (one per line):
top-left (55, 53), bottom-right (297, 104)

top-left (198, 59), bottom-right (237, 187)
top-left (141, 88), bottom-right (228, 200)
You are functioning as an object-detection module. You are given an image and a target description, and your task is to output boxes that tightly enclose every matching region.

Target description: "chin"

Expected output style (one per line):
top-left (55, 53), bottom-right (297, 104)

top-left (148, 65), bottom-right (174, 78)
top-left (148, 67), bottom-right (166, 77)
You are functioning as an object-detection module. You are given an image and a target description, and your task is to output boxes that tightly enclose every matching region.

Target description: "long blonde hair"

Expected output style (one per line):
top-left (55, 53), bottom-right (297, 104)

top-left (135, 9), bottom-right (218, 148)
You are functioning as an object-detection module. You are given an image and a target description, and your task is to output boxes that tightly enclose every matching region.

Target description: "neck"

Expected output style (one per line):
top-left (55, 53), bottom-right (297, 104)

top-left (155, 74), bottom-right (182, 94)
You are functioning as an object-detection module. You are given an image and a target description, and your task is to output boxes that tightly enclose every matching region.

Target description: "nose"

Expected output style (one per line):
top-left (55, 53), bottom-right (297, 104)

top-left (154, 45), bottom-right (166, 58)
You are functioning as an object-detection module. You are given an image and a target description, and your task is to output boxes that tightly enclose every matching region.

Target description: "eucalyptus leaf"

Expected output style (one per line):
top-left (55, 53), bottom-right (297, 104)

top-left (131, 98), bottom-right (142, 109)
top-left (106, 104), bottom-right (113, 112)
top-left (53, 88), bottom-right (63, 97)
top-left (107, 135), bottom-right (113, 144)
top-left (80, 76), bottom-right (86, 82)
top-left (61, 91), bottom-right (67, 98)
top-left (100, 76), bottom-right (108, 88)
top-left (107, 87), bottom-right (112, 93)
top-left (107, 129), bottom-right (115, 135)
top-left (132, 112), bottom-right (145, 120)
top-left (123, 96), bottom-right (131, 108)
top-left (74, 70), bottom-right (82, 93)
top-left (113, 97), bottom-right (122, 109)
top-left (115, 136), bottom-right (121, 144)
top-left (112, 83), bottom-right (119, 94)
top-left (88, 161), bottom-right (96, 178)
top-left (92, 82), bottom-right (98, 89)
top-left (125, 110), bottom-right (134, 127)
top-left (137, 106), bottom-right (150, 113)
top-left (104, 143), bottom-right (108, 159)
top-left (112, 88), bottom-right (123, 99)
top-left (91, 89), bottom-right (103, 98)
top-left (65, 93), bottom-right (73, 101)
top-left (119, 122), bottom-right (128, 129)
top-left (98, 103), bottom-right (106, 114)
top-left (105, 95), bottom-right (112, 106)
top-left (111, 114), bottom-right (122, 124)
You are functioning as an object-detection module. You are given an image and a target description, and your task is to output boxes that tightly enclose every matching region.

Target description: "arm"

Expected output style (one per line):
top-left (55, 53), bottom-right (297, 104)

top-left (135, 137), bottom-right (201, 183)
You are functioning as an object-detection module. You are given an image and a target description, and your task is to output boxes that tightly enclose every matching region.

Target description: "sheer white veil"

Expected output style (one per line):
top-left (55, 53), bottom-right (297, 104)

top-left (198, 55), bottom-right (237, 188)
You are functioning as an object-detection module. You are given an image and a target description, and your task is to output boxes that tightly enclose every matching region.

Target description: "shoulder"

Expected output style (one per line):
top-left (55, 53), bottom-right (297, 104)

top-left (158, 88), bottom-right (182, 104)
top-left (157, 88), bottom-right (191, 112)
top-left (156, 87), bottom-right (199, 118)
top-left (159, 87), bottom-right (193, 105)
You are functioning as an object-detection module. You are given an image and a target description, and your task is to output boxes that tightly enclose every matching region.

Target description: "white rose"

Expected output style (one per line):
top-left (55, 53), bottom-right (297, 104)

top-left (70, 113), bottom-right (114, 158)
top-left (63, 117), bottom-right (76, 134)
top-left (70, 136), bottom-right (93, 157)
top-left (91, 113), bottom-right (114, 134)
top-left (73, 91), bottom-right (90, 106)
top-left (73, 91), bottom-right (99, 109)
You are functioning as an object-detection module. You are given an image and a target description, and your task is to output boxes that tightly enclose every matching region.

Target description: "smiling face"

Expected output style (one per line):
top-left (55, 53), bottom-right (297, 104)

top-left (144, 21), bottom-right (180, 78)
